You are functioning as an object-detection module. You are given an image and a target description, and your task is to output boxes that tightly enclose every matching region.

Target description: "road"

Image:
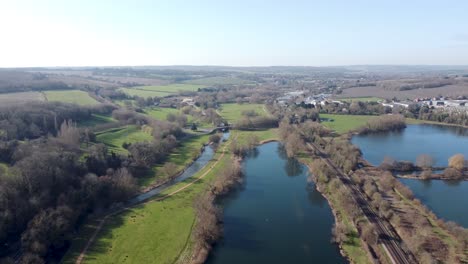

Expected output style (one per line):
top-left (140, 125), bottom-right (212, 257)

top-left (306, 142), bottom-right (416, 264)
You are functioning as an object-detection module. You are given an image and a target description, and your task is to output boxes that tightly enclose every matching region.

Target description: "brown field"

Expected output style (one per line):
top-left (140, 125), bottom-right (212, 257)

top-left (339, 84), bottom-right (468, 100)
top-left (36, 70), bottom-right (169, 86)
top-left (0, 91), bottom-right (45, 105)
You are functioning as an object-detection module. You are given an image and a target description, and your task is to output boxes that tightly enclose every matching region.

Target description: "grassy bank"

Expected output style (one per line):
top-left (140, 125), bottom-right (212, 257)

top-left (138, 134), bottom-right (210, 187)
top-left (300, 158), bottom-right (371, 264)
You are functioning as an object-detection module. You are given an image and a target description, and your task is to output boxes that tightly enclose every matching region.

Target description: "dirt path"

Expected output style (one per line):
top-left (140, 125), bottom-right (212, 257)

top-left (74, 136), bottom-right (235, 264)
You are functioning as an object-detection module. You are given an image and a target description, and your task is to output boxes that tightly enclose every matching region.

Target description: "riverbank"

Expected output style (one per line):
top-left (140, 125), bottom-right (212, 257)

top-left (396, 172), bottom-right (468, 181)
top-left (300, 158), bottom-right (372, 264)
top-left (139, 133), bottom-right (211, 188)
top-left (406, 118), bottom-right (468, 129)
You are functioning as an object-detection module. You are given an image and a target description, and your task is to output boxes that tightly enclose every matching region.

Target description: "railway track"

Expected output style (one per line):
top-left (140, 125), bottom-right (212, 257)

top-left (307, 142), bottom-right (416, 264)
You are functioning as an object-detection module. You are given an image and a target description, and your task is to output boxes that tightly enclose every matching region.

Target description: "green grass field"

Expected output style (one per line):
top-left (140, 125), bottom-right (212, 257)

top-left (144, 107), bottom-right (180, 121)
top-left (337, 97), bottom-right (382, 102)
top-left (235, 128), bottom-right (279, 144)
top-left (119, 88), bottom-right (171, 98)
top-left (135, 84), bottom-right (204, 93)
top-left (0, 162), bottom-right (8, 175)
top-left (95, 126), bottom-right (153, 153)
top-left (320, 114), bottom-right (374, 134)
top-left (44, 90), bottom-right (100, 105)
top-left (63, 129), bottom-right (277, 264)
top-left (77, 114), bottom-right (115, 127)
top-left (219, 103), bottom-right (268, 122)
top-left (120, 84), bottom-right (206, 98)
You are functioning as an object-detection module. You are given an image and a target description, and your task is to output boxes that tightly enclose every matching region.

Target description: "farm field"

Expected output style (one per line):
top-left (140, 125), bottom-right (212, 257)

top-left (219, 103), bottom-right (267, 122)
top-left (0, 91), bottom-right (45, 105)
top-left (339, 84), bottom-right (468, 100)
top-left (119, 87), bottom-right (171, 98)
top-left (320, 114), bottom-right (374, 134)
top-left (95, 125), bottom-right (153, 153)
top-left (144, 107), bottom-right (180, 120)
top-left (44, 90), bottom-right (100, 105)
top-left (185, 76), bottom-right (252, 85)
top-left (119, 84), bottom-right (206, 98)
top-left (62, 129), bottom-right (277, 264)
top-left (77, 114), bottom-right (115, 127)
top-left (337, 97), bottom-right (382, 102)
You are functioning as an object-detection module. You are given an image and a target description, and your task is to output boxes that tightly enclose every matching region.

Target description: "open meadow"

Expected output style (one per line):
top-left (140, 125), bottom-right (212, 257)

top-left (219, 103), bottom-right (268, 122)
top-left (319, 114), bottom-right (374, 134)
top-left (119, 84), bottom-right (206, 98)
top-left (95, 125), bottom-right (153, 153)
top-left (144, 107), bottom-right (181, 120)
top-left (77, 113), bottom-right (115, 127)
top-left (44, 90), bottom-right (100, 105)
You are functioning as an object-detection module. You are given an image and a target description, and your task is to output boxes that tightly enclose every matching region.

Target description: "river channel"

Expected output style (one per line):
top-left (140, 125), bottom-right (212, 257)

top-left (206, 142), bottom-right (346, 264)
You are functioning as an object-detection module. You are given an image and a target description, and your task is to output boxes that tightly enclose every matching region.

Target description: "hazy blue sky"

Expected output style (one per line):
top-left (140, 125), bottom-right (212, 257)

top-left (1, 0), bottom-right (468, 67)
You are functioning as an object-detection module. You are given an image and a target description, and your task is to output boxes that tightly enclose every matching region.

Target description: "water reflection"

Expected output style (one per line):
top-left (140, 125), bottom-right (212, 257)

top-left (306, 183), bottom-right (327, 207)
top-left (207, 142), bottom-right (346, 264)
top-left (285, 158), bottom-right (304, 177)
top-left (353, 124), bottom-right (468, 167)
top-left (277, 143), bottom-right (288, 159)
top-left (444, 180), bottom-right (462, 187)
top-left (244, 148), bottom-right (259, 159)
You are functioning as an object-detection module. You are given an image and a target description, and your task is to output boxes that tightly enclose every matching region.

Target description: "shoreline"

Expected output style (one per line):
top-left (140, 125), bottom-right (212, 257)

top-left (304, 165), bottom-right (360, 264)
top-left (406, 118), bottom-right (468, 129)
top-left (395, 173), bottom-right (468, 181)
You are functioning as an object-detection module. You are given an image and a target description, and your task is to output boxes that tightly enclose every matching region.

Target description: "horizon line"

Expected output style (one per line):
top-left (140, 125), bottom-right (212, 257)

top-left (2, 64), bottom-right (468, 69)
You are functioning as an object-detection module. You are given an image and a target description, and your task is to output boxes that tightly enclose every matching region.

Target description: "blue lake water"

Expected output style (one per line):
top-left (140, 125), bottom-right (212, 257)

top-left (352, 124), bottom-right (468, 227)
top-left (352, 124), bottom-right (468, 167)
top-left (206, 142), bottom-right (346, 264)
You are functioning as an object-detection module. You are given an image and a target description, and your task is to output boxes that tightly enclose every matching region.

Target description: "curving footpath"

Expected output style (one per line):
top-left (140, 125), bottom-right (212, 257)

top-left (74, 136), bottom-right (236, 264)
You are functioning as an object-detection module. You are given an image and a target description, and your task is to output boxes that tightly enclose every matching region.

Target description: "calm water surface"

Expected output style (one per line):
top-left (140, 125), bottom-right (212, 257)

top-left (206, 142), bottom-right (346, 264)
top-left (352, 124), bottom-right (468, 167)
top-left (352, 124), bottom-right (468, 227)
top-left (399, 179), bottom-right (468, 227)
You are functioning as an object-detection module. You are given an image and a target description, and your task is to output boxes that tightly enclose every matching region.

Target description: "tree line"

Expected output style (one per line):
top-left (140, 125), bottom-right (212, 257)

top-left (0, 101), bottom-right (189, 263)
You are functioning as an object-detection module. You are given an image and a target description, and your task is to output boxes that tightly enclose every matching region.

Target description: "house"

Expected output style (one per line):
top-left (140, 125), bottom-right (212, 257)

top-left (181, 98), bottom-right (195, 106)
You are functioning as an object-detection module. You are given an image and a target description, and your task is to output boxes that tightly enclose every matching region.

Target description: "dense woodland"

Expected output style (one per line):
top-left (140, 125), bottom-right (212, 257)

top-left (0, 102), bottom-right (188, 263)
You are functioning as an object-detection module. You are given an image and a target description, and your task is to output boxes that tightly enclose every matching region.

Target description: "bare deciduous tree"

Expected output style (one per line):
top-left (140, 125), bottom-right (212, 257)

top-left (448, 154), bottom-right (465, 171)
